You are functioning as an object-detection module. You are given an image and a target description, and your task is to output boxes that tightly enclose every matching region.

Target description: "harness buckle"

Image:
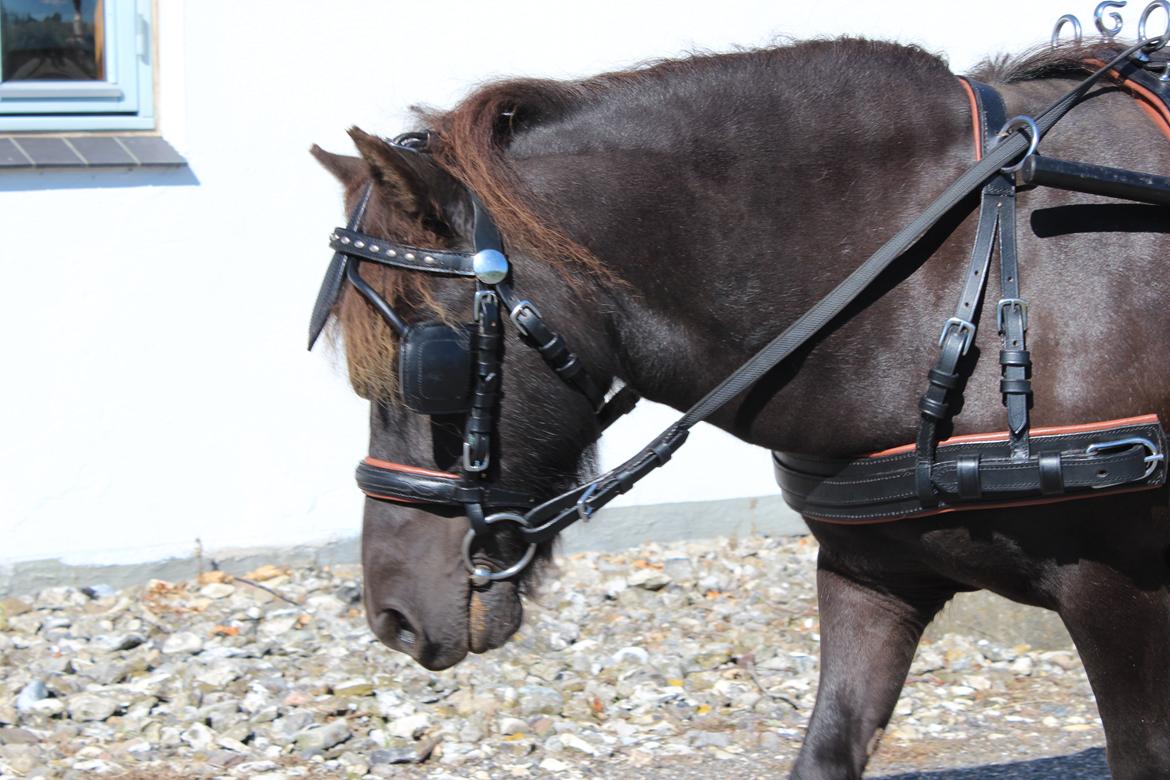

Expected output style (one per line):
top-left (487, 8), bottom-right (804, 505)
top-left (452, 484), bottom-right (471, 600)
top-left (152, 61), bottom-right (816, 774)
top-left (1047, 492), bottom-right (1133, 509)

top-left (1085, 436), bottom-right (1165, 481)
top-left (509, 300), bottom-right (541, 338)
top-left (463, 437), bottom-right (490, 472)
top-left (474, 290), bottom-right (499, 323)
top-left (575, 481), bottom-right (601, 523)
top-left (938, 317), bottom-right (977, 355)
top-left (996, 298), bottom-right (1029, 334)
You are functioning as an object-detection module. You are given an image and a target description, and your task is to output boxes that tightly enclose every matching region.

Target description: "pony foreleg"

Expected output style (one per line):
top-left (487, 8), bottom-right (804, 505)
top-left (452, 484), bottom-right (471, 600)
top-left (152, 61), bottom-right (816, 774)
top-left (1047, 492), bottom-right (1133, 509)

top-left (1056, 559), bottom-right (1170, 780)
top-left (790, 556), bottom-right (952, 780)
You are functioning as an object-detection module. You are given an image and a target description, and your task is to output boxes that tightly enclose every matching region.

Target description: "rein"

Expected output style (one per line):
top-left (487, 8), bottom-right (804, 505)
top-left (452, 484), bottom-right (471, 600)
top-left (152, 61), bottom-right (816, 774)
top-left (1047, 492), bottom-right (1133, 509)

top-left (312, 38), bottom-right (1169, 585)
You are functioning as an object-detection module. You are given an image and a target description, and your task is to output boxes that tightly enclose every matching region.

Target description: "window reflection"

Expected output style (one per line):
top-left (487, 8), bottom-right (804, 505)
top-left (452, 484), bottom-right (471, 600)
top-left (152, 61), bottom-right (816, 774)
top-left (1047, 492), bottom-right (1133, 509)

top-left (1, 0), bottom-right (104, 82)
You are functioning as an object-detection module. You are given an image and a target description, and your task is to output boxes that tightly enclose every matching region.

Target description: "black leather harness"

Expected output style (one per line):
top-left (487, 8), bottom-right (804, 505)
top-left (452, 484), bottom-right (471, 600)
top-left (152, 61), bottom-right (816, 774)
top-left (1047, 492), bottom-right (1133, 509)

top-left (311, 40), bottom-right (1169, 582)
top-left (774, 64), bottom-right (1170, 523)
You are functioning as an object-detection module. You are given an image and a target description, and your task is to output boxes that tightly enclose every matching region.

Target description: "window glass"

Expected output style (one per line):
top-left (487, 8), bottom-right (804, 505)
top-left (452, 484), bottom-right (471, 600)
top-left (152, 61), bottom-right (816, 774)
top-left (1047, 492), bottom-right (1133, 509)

top-left (1, 0), bottom-right (104, 82)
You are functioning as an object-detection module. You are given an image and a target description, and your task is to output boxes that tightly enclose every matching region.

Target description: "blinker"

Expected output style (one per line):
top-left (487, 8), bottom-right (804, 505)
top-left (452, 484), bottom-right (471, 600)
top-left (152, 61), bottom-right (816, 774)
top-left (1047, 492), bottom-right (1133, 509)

top-left (399, 322), bottom-right (474, 415)
top-left (472, 249), bottom-right (509, 284)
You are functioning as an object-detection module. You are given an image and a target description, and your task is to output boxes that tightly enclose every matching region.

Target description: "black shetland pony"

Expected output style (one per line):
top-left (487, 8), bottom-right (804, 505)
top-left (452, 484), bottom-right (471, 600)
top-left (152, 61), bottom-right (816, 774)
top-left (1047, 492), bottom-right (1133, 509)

top-left (311, 38), bottom-right (1170, 779)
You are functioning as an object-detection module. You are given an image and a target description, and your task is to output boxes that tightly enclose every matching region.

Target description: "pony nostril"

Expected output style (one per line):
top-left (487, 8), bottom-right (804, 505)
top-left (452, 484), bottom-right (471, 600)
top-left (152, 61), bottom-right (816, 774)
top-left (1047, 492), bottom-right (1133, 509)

top-left (386, 608), bottom-right (417, 648)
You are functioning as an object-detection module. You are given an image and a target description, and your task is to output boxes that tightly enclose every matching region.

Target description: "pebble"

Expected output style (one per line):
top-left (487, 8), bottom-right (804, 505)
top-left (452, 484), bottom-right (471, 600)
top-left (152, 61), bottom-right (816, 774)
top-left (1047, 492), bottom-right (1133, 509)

top-left (66, 693), bottom-right (119, 722)
top-left (13, 681), bottom-right (48, 712)
top-left (200, 582), bottom-right (236, 600)
top-left (0, 536), bottom-right (1104, 777)
top-left (161, 631), bottom-right (204, 655)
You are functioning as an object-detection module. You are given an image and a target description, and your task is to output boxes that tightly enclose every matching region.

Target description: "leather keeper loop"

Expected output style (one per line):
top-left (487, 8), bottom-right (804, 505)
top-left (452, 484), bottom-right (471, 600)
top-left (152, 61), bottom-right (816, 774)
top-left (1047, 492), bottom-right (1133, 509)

top-left (956, 454), bottom-right (982, 499)
top-left (1000, 378), bottom-right (1033, 395)
top-left (918, 395), bottom-right (950, 421)
top-left (928, 368), bottom-right (960, 390)
top-left (1038, 453), bottom-right (1064, 495)
top-left (999, 349), bottom-right (1031, 367)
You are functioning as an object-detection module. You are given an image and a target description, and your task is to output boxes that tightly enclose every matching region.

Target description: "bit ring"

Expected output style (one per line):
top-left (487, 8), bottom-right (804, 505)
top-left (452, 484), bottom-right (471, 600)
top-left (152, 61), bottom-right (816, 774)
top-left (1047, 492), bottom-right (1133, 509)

top-left (461, 512), bottom-right (537, 583)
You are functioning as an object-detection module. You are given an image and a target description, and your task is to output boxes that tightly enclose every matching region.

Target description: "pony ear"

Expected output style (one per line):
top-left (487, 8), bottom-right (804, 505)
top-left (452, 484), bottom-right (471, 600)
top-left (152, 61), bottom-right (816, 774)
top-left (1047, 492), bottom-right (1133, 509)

top-left (309, 144), bottom-right (367, 188)
top-left (346, 126), bottom-right (470, 232)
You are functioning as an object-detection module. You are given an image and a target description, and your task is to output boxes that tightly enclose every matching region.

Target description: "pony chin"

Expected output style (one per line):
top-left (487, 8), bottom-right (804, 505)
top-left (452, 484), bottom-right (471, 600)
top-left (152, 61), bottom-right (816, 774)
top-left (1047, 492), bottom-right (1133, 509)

top-left (468, 579), bottom-right (524, 654)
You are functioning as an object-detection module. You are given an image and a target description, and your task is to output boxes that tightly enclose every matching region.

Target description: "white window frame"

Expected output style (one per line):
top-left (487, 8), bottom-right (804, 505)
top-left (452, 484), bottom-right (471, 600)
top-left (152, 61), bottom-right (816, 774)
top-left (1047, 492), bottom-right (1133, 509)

top-left (0, 0), bottom-right (153, 132)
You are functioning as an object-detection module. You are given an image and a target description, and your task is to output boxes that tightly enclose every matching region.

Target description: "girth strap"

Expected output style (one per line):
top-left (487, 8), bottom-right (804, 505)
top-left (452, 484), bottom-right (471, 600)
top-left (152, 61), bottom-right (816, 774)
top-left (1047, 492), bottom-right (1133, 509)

top-left (774, 415), bottom-right (1167, 523)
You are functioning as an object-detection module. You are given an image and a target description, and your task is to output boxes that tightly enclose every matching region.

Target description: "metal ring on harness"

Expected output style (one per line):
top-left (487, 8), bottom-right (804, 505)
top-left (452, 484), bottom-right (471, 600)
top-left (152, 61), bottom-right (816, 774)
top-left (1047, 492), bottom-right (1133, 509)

top-left (997, 115), bottom-right (1041, 174)
top-left (1085, 436), bottom-right (1165, 481)
top-left (1096, 0), bottom-right (1128, 39)
top-left (1052, 14), bottom-right (1084, 47)
top-left (1139, 0), bottom-right (1170, 58)
top-left (462, 512), bottom-right (538, 586)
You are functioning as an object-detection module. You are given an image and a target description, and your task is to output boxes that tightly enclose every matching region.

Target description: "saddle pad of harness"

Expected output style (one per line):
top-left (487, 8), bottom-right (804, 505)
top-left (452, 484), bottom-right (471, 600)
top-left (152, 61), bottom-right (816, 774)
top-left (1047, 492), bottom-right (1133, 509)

top-left (773, 415), bottom-right (1167, 523)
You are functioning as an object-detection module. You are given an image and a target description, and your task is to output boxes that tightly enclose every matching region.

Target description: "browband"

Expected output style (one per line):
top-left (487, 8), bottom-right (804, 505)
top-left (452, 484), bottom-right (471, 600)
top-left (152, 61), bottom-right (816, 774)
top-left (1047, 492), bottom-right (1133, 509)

top-left (329, 228), bottom-right (477, 276)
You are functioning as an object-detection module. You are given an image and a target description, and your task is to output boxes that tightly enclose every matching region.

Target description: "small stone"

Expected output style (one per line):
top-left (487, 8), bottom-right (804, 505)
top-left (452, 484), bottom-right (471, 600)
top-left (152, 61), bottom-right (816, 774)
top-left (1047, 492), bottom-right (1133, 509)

top-left (539, 757), bottom-right (571, 772)
top-left (195, 665), bottom-right (240, 688)
top-left (517, 685), bottom-right (563, 717)
top-left (690, 730), bottom-right (732, 748)
top-left (498, 717), bottom-right (527, 736)
top-left (387, 712), bottom-right (430, 740)
top-left (244, 564), bottom-right (285, 581)
top-left (26, 698), bottom-right (65, 718)
top-left (161, 632), bottom-right (203, 655)
top-left (691, 643), bottom-right (733, 670)
top-left (559, 732), bottom-right (598, 755)
top-left (1010, 656), bottom-right (1035, 676)
top-left (182, 722), bottom-right (214, 751)
top-left (0, 744), bottom-right (39, 775)
top-left (295, 719), bottom-right (351, 752)
top-left (628, 569), bottom-right (671, 591)
top-left (0, 597), bottom-right (31, 617)
top-left (0, 727), bottom-right (38, 745)
top-left (370, 736), bottom-right (438, 765)
top-left (663, 555), bottom-right (695, 580)
top-left (613, 646), bottom-right (650, 665)
top-left (67, 693), bottom-right (119, 722)
top-left (200, 582), bottom-right (236, 600)
top-left (14, 681), bottom-right (49, 712)
top-left (260, 616), bottom-right (298, 637)
top-left (82, 584), bottom-right (116, 600)
top-left (93, 633), bottom-right (146, 653)
top-left (332, 678), bottom-right (375, 697)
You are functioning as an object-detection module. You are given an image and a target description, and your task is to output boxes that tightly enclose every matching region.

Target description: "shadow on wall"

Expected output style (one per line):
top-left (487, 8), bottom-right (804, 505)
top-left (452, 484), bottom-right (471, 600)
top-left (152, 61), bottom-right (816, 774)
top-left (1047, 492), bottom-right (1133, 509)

top-left (0, 167), bottom-right (199, 192)
top-left (873, 747), bottom-right (1108, 780)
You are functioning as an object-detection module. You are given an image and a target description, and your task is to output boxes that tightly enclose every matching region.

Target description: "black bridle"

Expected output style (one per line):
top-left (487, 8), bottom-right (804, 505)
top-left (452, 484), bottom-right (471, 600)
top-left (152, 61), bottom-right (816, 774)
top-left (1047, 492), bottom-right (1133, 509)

top-left (308, 133), bottom-right (639, 585)
top-left (311, 38), bottom-right (1168, 586)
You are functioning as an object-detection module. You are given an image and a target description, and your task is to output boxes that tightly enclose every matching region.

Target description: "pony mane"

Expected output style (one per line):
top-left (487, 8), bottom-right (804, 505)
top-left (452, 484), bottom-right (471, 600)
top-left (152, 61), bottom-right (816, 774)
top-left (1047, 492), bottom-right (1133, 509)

top-left (967, 40), bottom-right (1130, 83)
top-left (335, 37), bottom-right (954, 402)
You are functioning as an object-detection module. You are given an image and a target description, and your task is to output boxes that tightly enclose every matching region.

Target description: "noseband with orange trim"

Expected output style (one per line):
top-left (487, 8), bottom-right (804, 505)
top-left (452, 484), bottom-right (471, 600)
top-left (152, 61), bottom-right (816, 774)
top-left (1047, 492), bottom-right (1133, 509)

top-left (311, 36), bottom-right (1170, 586)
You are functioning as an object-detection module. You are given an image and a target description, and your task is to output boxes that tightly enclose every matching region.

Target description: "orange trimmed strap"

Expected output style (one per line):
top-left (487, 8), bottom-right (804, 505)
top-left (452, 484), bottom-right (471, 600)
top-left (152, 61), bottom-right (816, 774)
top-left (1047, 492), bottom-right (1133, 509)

top-left (362, 456), bottom-right (459, 480)
top-left (869, 414), bottom-right (1160, 459)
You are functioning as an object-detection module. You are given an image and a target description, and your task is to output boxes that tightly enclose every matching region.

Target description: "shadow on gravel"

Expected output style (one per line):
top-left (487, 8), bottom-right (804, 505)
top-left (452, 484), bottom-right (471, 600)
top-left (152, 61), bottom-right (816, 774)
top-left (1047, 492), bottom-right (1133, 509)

top-left (873, 747), bottom-right (1108, 780)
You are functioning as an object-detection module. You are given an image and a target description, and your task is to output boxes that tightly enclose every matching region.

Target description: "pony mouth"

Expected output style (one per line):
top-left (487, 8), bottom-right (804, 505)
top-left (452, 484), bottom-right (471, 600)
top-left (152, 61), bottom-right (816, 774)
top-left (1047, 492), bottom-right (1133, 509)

top-left (468, 579), bottom-right (522, 654)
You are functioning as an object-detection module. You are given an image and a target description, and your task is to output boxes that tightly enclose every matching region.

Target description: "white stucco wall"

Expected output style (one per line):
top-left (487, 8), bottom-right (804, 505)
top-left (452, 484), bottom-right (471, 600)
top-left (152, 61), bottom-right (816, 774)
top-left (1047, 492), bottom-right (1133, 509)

top-left (0, 0), bottom-right (1122, 566)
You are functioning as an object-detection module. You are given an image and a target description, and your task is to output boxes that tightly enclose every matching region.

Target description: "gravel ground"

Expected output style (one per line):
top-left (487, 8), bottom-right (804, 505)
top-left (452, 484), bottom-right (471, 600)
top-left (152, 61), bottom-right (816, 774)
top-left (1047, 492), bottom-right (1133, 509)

top-left (0, 535), bottom-right (1108, 779)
